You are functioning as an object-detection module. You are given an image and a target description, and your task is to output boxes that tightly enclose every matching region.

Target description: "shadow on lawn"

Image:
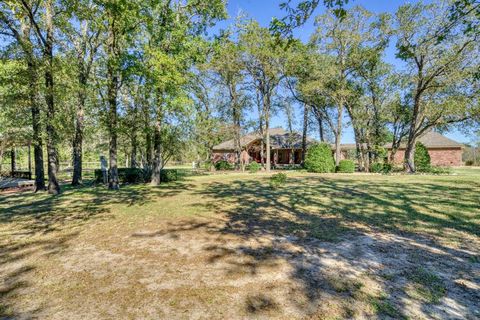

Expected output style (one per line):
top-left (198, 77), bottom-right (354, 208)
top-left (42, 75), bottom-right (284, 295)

top-left (0, 180), bottom-right (192, 318)
top-left (186, 176), bottom-right (480, 319)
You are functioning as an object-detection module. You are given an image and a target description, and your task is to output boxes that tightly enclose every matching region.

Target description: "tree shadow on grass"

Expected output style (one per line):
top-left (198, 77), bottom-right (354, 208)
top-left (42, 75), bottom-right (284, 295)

top-left (186, 175), bottom-right (479, 319)
top-left (0, 180), bottom-right (193, 318)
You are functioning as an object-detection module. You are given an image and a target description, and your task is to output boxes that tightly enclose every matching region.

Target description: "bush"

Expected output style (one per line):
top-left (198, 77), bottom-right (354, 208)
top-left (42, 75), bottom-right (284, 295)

top-left (336, 160), bottom-right (355, 173)
top-left (215, 160), bottom-right (234, 171)
top-left (118, 168), bottom-right (145, 183)
top-left (370, 162), bottom-right (393, 174)
top-left (465, 160), bottom-right (474, 166)
top-left (246, 161), bottom-right (262, 173)
top-left (160, 169), bottom-right (178, 182)
top-left (203, 160), bottom-right (215, 171)
top-left (414, 142), bottom-right (431, 172)
top-left (422, 166), bottom-right (452, 175)
top-left (304, 143), bottom-right (335, 173)
top-left (94, 168), bottom-right (179, 184)
top-left (270, 172), bottom-right (287, 188)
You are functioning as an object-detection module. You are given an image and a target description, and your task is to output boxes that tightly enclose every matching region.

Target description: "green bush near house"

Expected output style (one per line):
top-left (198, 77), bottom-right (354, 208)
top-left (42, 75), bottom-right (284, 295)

top-left (215, 160), bottom-right (234, 171)
top-left (336, 160), bottom-right (355, 173)
top-left (370, 162), bottom-right (393, 174)
top-left (414, 142), bottom-right (431, 172)
top-left (270, 172), bottom-right (287, 188)
top-left (304, 143), bottom-right (335, 173)
top-left (246, 162), bottom-right (262, 173)
top-left (203, 160), bottom-right (215, 171)
top-left (422, 166), bottom-right (452, 175)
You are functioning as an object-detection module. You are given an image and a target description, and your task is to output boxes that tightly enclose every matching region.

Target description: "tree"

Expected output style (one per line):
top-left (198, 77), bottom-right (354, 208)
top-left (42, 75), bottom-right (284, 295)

top-left (395, 1), bottom-right (480, 172)
top-left (240, 20), bottom-right (287, 172)
top-left (0, 1), bottom-right (46, 191)
top-left (63, 0), bottom-right (102, 185)
top-left (210, 37), bottom-right (248, 169)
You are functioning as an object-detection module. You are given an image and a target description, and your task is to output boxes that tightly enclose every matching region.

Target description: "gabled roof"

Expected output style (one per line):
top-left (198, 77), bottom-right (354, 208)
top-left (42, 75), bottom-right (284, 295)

top-left (415, 131), bottom-right (463, 148)
top-left (338, 131), bottom-right (462, 151)
top-left (212, 128), bottom-right (315, 151)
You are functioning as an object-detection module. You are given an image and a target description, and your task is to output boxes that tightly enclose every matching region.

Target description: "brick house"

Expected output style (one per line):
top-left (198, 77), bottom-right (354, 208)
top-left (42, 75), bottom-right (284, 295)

top-left (212, 128), bottom-right (314, 165)
top-left (213, 129), bottom-right (464, 167)
top-left (336, 131), bottom-right (463, 166)
top-left (387, 131), bottom-right (463, 166)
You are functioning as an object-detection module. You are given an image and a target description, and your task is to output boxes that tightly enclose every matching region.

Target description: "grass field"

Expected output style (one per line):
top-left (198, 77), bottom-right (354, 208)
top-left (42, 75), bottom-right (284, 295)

top-left (1, 168), bottom-right (479, 319)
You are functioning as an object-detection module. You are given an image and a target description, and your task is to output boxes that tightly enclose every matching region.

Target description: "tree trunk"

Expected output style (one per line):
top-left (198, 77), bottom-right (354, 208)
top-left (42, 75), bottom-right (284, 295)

top-left (334, 103), bottom-right (344, 167)
top-left (10, 148), bottom-right (16, 173)
top-left (106, 22), bottom-right (119, 190)
top-left (318, 114), bottom-right (324, 142)
top-left (72, 67), bottom-right (86, 185)
top-left (302, 104), bottom-right (308, 165)
top-left (404, 134), bottom-right (417, 173)
top-left (233, 105), bottom-right (241, 170)
top-left (404, 108), bottom-right (420, 173)
top-left (45, 0), bottom-right (60, 195)
top-left (23, 26), bottom-right (45, 191)
top-left (151, 110), bottom-right (162, 186)
top-left (265, 113), bottom-right (271, 172)
top-left (130, 133), bottom-right (137, 168)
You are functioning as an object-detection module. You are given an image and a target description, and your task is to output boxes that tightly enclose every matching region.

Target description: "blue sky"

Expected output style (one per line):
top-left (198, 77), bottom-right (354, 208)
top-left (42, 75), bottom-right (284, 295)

top-left (210, 0), bottom-right (474, 144)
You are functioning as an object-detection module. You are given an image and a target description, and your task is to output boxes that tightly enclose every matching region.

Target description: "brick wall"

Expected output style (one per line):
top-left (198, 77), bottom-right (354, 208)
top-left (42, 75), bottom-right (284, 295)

top-left (389, 148), bottom-right (462, 166)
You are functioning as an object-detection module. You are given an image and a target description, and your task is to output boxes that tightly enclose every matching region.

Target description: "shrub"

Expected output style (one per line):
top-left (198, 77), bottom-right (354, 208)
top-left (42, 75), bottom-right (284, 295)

top-left (160, 169), bottom-right (178, 182)
top-left (414, 142), bottom-right (431, 172)
top-left (270, 172), bottom-right (287, 188)
top-left (118, 168), bottom-right (145, 183)
top-left (215, 160), bottom-right (234, 171)
top-left (246, 161), bottom-right (262, 173)
top-left (336, 160), bottom-right (355, 173)
top-left (423, 166), bottom-right (452, 175)
top-left (370, 162), bottom-right (393, 174)
top-left (94, 168), bottom-right (179, 184)
top-left (465, 160), bottom-right (474, 166)
top-left (304, 143), bottom-right (335, 173)
top-left (203, 160), bottom-right (215, 171)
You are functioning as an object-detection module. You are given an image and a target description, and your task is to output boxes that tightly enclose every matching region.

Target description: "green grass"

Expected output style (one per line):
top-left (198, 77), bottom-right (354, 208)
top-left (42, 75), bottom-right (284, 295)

top-left (1, 167), bottom-right (479, 319)
top-left (407, 267), bottom-right (447, 304)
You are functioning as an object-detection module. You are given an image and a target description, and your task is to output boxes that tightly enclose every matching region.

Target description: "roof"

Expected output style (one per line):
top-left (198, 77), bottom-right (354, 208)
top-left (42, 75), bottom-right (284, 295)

top-left (338, 132), bottom-right (462, 151)
top-left (414, 131), bottom-right (463, 148)
top-left (213, 129), bottom-right (462, 152)
top-left (212, 128), bottom-right (315, 151)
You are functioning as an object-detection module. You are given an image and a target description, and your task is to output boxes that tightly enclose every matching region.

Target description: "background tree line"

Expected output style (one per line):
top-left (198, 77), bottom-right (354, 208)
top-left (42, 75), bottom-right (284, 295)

top-left (0, 0), bottom-right (479, 194)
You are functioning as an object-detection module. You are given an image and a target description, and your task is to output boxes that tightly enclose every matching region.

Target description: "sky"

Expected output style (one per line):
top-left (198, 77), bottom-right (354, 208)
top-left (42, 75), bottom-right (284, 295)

top-left (209, 0), bottom-right (474, 144)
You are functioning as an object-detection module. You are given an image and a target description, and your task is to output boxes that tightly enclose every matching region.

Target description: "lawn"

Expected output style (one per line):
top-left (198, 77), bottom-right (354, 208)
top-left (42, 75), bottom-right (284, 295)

top-left (1, 168), bottom-right (479, 319)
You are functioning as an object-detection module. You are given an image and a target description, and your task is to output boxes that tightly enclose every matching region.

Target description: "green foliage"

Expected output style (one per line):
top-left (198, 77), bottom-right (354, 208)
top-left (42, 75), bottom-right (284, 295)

top-left (215, 160), bottom-right (234, 171)
top-left (370, 162), bottom-right (393, 174)
top-left (304, 143), bottom-right (335, 173)
top-left (246, 162), bottom-right (262, 173)
top-left (414, 142), bottom-right (431, 172)
top-left (421, 166), bottom-right (452, 175)
top-left (269, 172), bottom-right (287, 188)
top-left (465, 160), bottom-right (474, 166)
top-left (95, 168), bottom-right (179, 184)
top-left (336, 160), bottom-right (355, 173)
top-left (160, 169), bottom-right (178, 182)
top-left (203, 160), bottom-right (214, 171)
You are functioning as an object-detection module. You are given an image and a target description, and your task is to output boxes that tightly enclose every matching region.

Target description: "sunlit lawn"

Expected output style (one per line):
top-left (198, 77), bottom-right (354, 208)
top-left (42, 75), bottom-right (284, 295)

top-left (1, 168), bottom-right (479, 319)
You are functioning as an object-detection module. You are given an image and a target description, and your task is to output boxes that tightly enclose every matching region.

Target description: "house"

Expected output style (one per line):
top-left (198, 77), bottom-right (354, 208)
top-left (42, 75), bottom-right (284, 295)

top-left (333, 131), bottom-right (463, 166)
top-left (212, 128), bottom-right (314, 165)
top-left (213, 129), bottom-right (463, 167)
top-left (387, 131), bottom-right (463, 166)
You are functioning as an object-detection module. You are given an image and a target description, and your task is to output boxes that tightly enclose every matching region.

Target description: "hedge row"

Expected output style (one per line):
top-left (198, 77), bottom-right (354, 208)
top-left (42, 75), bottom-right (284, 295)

top-left (94, 168), bottom-right (179, 184)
